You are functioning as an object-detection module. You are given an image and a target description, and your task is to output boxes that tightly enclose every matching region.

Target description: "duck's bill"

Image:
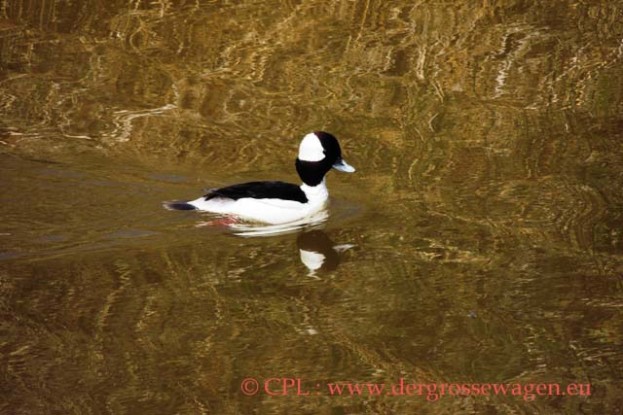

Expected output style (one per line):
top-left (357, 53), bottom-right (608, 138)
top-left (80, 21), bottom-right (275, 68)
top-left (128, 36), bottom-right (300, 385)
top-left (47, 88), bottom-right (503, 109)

top-left (332, 158), bottom-right (356, 173)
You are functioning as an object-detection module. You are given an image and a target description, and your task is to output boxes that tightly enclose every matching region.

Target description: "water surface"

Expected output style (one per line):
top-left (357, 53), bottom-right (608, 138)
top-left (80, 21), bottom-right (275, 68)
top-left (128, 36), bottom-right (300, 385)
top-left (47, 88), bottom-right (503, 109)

top-left (1, 1), bottom-right (623, 414)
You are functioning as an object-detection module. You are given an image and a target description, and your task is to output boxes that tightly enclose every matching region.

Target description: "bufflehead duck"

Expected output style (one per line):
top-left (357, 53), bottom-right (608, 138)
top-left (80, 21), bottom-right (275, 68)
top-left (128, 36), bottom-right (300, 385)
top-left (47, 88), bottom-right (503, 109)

top-left (164, 131), bottom-right (355, 224)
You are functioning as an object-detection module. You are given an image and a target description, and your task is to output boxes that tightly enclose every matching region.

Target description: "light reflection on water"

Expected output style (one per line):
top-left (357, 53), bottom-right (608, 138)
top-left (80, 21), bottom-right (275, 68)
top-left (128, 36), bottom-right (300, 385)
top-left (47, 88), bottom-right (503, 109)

top-left (1, 0), bottom-right (623, 414)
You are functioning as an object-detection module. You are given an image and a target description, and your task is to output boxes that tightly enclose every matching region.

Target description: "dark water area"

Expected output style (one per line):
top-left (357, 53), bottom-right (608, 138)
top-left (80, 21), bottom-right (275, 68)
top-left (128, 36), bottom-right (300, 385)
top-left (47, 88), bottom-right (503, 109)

top-left (1, 1), bottom-right (623, 414)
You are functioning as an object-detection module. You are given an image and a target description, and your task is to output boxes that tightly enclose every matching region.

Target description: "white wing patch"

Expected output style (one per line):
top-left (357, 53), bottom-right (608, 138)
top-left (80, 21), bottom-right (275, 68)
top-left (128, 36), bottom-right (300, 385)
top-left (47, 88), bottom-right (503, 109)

top-left (187, 181), bottom-right (330, 225)
top-left (188, 195), bottom-right (326, 224)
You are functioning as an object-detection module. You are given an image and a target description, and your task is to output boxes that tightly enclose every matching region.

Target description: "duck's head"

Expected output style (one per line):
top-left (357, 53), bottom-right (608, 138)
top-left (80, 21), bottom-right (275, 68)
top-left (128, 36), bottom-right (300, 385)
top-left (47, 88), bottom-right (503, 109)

top-left (295, 131), bottom-right (356, 186)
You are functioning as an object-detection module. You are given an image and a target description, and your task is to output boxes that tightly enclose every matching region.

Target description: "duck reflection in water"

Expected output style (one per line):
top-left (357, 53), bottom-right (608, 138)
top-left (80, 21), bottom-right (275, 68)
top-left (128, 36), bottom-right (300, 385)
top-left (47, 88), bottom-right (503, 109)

top-left (297, 230), bottom-right (355, 278)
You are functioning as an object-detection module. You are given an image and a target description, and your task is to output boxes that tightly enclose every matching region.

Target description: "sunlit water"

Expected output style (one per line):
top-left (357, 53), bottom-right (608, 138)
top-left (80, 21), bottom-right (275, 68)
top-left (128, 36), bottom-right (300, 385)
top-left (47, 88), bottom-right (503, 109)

top-left (1, 1), bottom-right (623, 414)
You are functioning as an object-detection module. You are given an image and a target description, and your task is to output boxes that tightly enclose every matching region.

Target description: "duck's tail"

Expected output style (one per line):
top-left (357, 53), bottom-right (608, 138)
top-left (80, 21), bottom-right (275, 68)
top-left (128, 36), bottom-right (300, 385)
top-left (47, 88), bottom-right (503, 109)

top-left (163, 200), bottom-right (197, 211)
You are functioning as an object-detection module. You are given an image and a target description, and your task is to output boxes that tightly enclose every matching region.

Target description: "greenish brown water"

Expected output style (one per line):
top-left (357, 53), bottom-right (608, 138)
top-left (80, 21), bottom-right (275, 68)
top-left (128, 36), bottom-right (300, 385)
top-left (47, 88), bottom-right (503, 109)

top-left (1, 1), bottom-right (623, 414)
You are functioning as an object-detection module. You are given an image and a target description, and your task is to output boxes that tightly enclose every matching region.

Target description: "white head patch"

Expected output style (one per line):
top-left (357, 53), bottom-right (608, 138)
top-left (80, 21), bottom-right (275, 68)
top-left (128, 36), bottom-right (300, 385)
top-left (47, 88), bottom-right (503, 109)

top-left (298, 133), bottom-right (325, 162)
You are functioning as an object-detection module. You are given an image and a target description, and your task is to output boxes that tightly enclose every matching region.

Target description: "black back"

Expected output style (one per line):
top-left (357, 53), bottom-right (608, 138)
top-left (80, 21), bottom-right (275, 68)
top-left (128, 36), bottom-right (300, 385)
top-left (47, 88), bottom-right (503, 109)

top-left (204, 181), bottom-right (308, 203)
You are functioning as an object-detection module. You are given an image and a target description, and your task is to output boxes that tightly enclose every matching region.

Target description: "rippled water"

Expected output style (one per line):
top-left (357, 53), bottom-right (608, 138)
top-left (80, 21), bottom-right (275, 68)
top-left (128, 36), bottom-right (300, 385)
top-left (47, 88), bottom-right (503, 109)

top-left (1, 1), bottom-right (623, 414)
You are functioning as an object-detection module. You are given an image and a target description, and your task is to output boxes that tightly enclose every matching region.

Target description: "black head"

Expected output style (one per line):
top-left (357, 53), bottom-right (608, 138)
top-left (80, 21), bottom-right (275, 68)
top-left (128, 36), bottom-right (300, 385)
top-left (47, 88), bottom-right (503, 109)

top-left (295, 131), bottom-right (355, 186)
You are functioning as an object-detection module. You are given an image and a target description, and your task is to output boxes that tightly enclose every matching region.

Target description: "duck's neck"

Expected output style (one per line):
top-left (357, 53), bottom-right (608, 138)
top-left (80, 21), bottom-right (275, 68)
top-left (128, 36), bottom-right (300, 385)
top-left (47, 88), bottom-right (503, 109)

top-left (296, 158), bottom-right (331, 187)
top-left (301, 179), bottom-right (329, 204)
